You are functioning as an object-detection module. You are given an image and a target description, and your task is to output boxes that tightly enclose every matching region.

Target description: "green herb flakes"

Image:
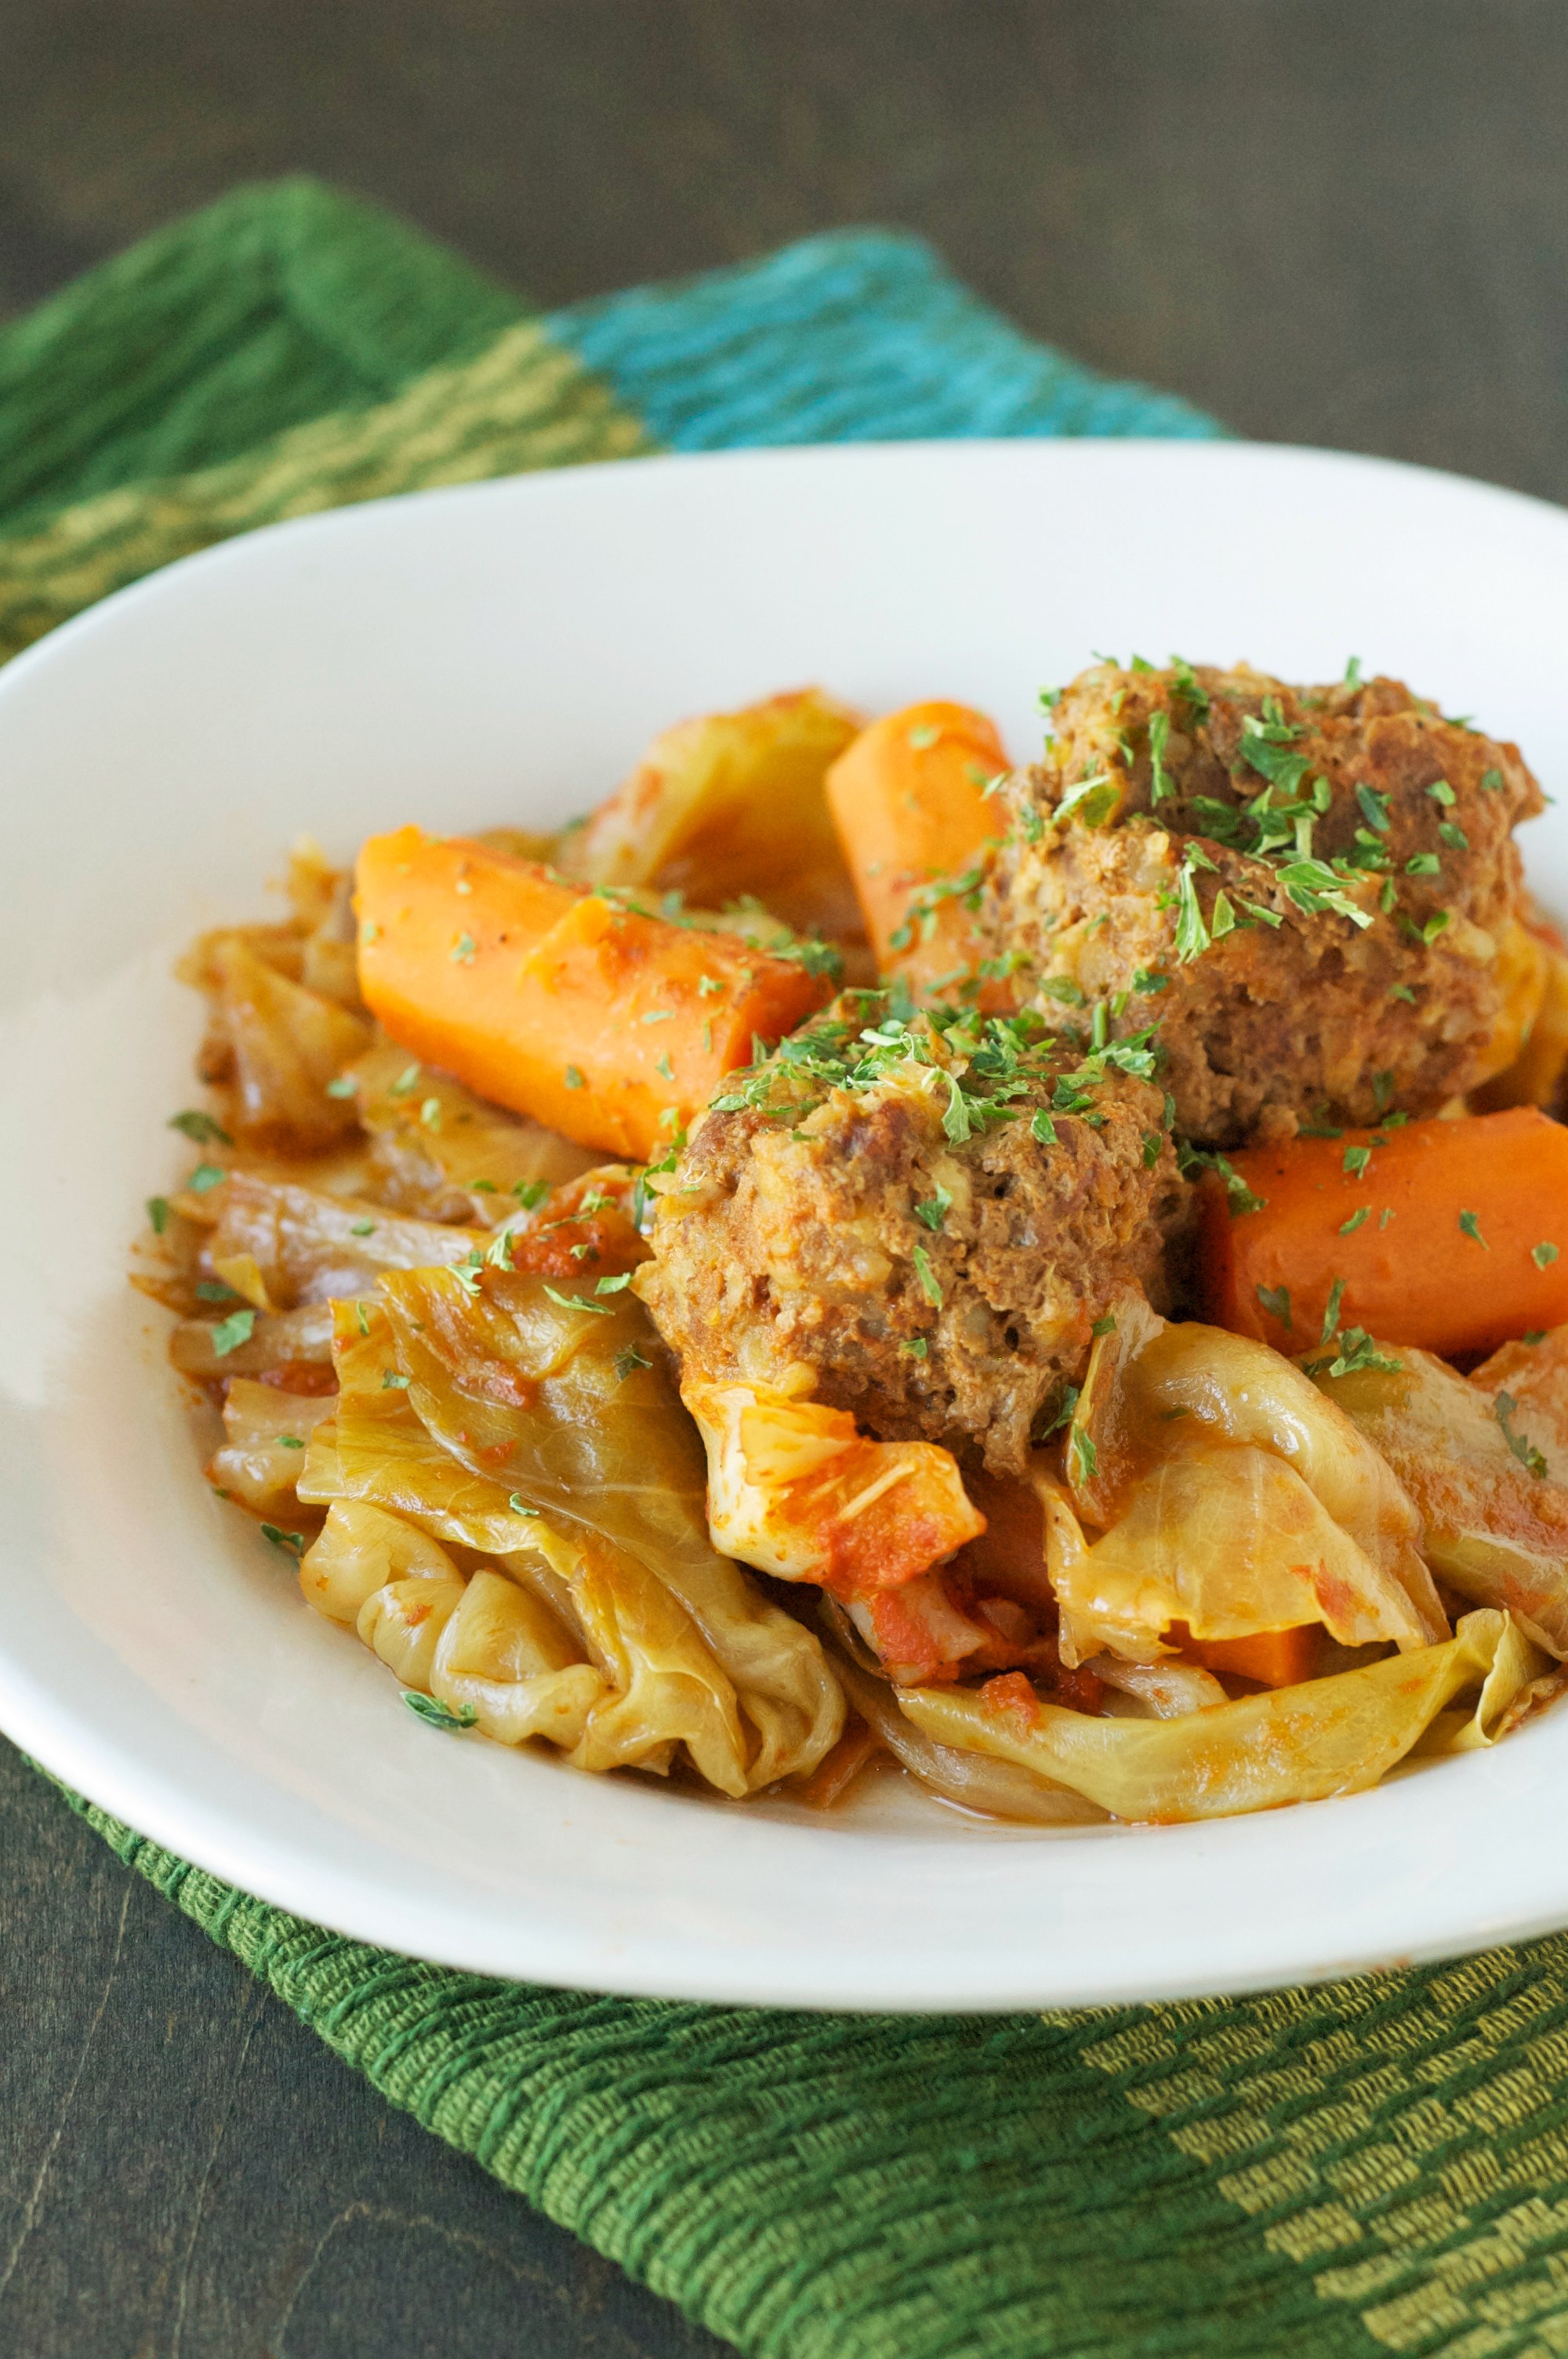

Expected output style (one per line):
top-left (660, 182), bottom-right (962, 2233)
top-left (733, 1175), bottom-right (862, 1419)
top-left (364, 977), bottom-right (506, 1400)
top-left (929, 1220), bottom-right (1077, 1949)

top-left (169, 1108), bottom-right (232, 1146)
top-left (1343, 1145), bottom-right (1371, 1179)
top-left (260, 1524), bottom-right (304, 1555)
top-left (543, 1282), bottom-right (612, 1316)
top-left (1496, 1391), bottom-right (1548, 1479)
top-left (188, 1162), bottom-right (226, 1193)
top-left (146, 1195), bottom-right (171, 1235)
top-left (209, 1308), bottom-right (256, 1357)
top-left (564, 1065), bottom-right (586, 1091)
top-left (1459, 1210), bottom-right (1489, 1249)
top-left (912, 1244), bottom-right (943, 1305)
top-left (1339, 1206), bottom-right (1372, 1234)
top-left (1534, 1241), bottom-right (1560, 1269)
top-left (1256, 1283), bottom-right (1293, 1331)
top-left (325, 1074), bottom-right (358, 1099)
top-left (404, 1693), bottom-right (477, 1734)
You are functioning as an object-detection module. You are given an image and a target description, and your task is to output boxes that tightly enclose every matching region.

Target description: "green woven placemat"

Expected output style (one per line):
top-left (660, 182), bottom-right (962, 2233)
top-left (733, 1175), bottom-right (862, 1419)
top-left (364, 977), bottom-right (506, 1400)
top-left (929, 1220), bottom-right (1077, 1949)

top-left (13, 179), bottom-right (1568, 2359)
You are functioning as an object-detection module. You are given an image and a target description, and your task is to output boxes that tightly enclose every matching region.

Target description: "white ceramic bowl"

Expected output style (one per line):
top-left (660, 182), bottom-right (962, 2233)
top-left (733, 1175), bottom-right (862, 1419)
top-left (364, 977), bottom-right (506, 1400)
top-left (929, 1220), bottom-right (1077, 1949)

top-left (5, 440), bottom-right (1568, 2012)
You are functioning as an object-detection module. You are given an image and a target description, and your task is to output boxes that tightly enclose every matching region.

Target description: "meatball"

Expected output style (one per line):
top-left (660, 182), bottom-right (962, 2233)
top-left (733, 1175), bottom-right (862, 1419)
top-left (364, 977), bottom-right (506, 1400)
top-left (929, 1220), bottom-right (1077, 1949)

top-left (990, 661), bottom-right (1544, 1145)
top-left (639, 994), bottom-right (1185, 1475)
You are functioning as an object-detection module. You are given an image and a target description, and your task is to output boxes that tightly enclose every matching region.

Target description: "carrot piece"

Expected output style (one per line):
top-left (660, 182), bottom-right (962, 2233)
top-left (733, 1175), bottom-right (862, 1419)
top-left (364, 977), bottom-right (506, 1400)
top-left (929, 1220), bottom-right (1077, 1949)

top-left (1182, 1627), bottom-right (1323, 1689)
top-left (825, 700), bottom-right (1008, 997)
top-left (1199, 1104), bottom-right (1568, 1360)
top-left (355, 827), bottom-right (831, 1163)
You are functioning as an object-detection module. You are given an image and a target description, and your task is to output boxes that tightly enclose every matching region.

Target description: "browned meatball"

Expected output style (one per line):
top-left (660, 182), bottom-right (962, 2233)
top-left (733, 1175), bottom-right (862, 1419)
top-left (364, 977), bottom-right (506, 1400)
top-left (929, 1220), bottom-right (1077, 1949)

top-left (989, 661), bottom-right (1544, 1145)
top-left (639, 994), bottom-right (1185, 1475)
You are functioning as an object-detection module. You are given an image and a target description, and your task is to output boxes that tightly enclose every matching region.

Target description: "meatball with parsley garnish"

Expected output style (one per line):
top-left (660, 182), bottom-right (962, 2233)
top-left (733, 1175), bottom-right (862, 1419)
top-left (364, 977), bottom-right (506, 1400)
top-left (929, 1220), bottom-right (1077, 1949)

top-left (637, 993), bottom-right (1185, 1476)
top-left (989, 660), bottom-right (1545, 1147)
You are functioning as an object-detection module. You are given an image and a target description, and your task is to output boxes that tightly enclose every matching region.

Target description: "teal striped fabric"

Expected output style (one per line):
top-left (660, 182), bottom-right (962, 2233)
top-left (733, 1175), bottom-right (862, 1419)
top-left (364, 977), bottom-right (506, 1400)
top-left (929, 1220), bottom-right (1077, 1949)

top-left (552, 227), bottom-right (1221, 446)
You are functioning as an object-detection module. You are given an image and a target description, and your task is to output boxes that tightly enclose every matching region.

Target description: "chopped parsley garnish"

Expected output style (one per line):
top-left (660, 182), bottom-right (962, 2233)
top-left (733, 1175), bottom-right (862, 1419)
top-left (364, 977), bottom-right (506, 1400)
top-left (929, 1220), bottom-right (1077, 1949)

top-left (146, 1195), bottom-right (171, 1235)
top-left (1356, 783), bottom-right (1392, 835)
top-left (1068, 1426), bottom-right (1098, 1485)
top-left (404, 1693), bottom-right (477, 1733)
top-left (388, 1063), bottom-right (421, 1096)
top-left (543, 1283), bottom-right (613, 1316)
top-left (325, 1074), bottom-right (358, 1099)
top-left (612, 1347), bottom-right (652, 1381)
top-left (1131, 967), bottom-right (1169, 994)
top-left (1170, 656), bottom-right (1210, 720)
top-left (209, 1308), bottom-right (256, 1356)
top-left (1056, 772), bottom-right (1120, 828)
top-left (1534, 1241), bottom-right (1559, 1270)
top-left (1339, 1206), bottom-right (1371, 1235)
top-left (1147, 709), bottom-right (1173, 804)
top-left (1388, 983), bottom-right (1417, 1004)
top-left (564, 1066), bottom-right (586, 1090)
top-left (595, 1271), bottom-right (633, 1295)
top-left (169, 1108), bottom-right (231, 1145)
top-left (914, 1184), bottom-right (953, 1234)
top-left (187, 1162), bottom-right (226, 1193)
top-left (1343, 1145), bottom-right (1371, 1179)
top-left (508, 1494), bottom-right (541, 1516)
top-left (1174, 855), bottom-right (1211, 963)
top-left (1496, 1392), bottom-right (1548, 1479)
top-left (1040, 1384), bottom-right (1080, 1438)
top-left (1256, 1284), bottom-right (1292, 1331)
top-left (1439, 822), bottom-right (1468, 850)
top-left (419, 1096), bottom-right (442, 1130)
top-left (1427, 779), bottom-right (1456, 807)
top-left (350, 1219), bottom-right (376, 1238)
top-left (276, 1435), bottom-right (305, 1449)
top-left (1481, 767), bottom-right (1504, 791)
top-left (260, 1524), bottom-right (304, 1555)
top-left (1036, 975), bottom-right (1086, 1005)
top-left (382, 1370), bottom-right (412, 1389)
top-left (450, 932), bottom-right (477, 963)
top-left (1405, 851), bottom-right (1442, 877)
top-left (514, 1179), bottom-right (550, 1209)
top-left (1090, 1314), bottom-right (1117, 1338)
top-left (1319, 1278), bottom-right (1348, 1347)
top-left (195, 1279), bottom-right (241, 1303)
top-left (1459, 1210), bottom-right (1489, 1249)
top-left (1345, 656), bottom-right (1363, 688)
top-left (1031, 1109), bottom-right (1058, 1146)
top-left (1142, 1130), bottom-right (1162, 1168)
top-left (901, 1337), bottom-right (929, 1359)
top-left (908, 722), bottom-right (942, 750)
top-left (911, 1244), bottom-right (943, 1305)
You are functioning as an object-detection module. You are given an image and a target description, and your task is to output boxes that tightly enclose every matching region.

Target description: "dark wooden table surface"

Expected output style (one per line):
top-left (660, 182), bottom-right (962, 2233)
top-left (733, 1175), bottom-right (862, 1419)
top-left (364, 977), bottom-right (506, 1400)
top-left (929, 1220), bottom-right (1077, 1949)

top-left (5, 5), bottom-right (1568, 2353)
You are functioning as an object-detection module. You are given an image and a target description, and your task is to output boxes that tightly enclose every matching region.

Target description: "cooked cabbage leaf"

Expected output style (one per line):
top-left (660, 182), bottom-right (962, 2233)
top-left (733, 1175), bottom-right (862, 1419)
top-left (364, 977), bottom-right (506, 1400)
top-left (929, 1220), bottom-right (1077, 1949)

top-left (1312, 1343), bottom-right (1568, 1659)
top-left (1060, 1438), bottom-right (1432, 1662)
top-left (1068, 1310), bottom-right (1446, 1649)
top-left (901, 1608), bottom-right (1545, 1821)
top-left (338, 1280), bottom-right (843, 1791)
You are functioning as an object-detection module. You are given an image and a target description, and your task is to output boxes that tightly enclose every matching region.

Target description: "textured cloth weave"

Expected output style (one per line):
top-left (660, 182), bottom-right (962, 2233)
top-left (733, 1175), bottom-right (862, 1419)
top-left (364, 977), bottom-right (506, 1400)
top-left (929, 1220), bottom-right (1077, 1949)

top-left (14, 179), bottom-right (1566, 2359)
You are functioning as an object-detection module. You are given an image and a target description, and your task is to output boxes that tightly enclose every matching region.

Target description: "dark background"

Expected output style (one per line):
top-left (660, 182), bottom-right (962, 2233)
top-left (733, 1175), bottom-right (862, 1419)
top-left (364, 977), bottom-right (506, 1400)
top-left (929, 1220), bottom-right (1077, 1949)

top-left (4, 5), bottom-right (1566, 2354)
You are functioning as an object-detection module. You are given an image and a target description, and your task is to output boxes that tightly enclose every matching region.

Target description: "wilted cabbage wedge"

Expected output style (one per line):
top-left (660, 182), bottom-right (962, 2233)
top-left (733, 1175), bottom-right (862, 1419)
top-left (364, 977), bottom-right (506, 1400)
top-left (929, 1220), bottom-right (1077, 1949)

top-left (1065, 1307), bottom-right (1446, 1652)
top-left (1055, 1439), bottom-right (1431, 1664)
top-left (557, 688), bottom-right (866, 945)
top-left (683, 1376), bottom-right (983, 1591)
top-left (341, 1274), bottom-right (843, 1792)
top-left (902, 1609), bottom-right (1545, 1822)
top-left (1312, 1342), bottom-right (1568, 1659)
top-left (347, 1034), bottom-right (598, 1219)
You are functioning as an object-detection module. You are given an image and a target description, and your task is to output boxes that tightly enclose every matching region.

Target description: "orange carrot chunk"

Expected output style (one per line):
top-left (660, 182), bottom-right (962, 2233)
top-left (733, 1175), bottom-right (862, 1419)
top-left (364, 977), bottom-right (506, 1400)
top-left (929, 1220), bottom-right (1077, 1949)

top-left (825, 700), bottom-right (1008, 998)
top-left (355, 827), bottom-right (831, 1163)
top-left (1181, 1627), bottom-right (1323, 1689)
top-left (1199, 1105), bottom-right (1568, 1361)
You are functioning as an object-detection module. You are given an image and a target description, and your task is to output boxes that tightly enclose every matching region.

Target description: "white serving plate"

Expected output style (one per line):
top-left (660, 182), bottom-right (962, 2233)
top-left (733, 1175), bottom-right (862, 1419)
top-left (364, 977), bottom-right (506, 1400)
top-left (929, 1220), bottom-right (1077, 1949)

top-left (4, 439), bottom-right (1567, 2012)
